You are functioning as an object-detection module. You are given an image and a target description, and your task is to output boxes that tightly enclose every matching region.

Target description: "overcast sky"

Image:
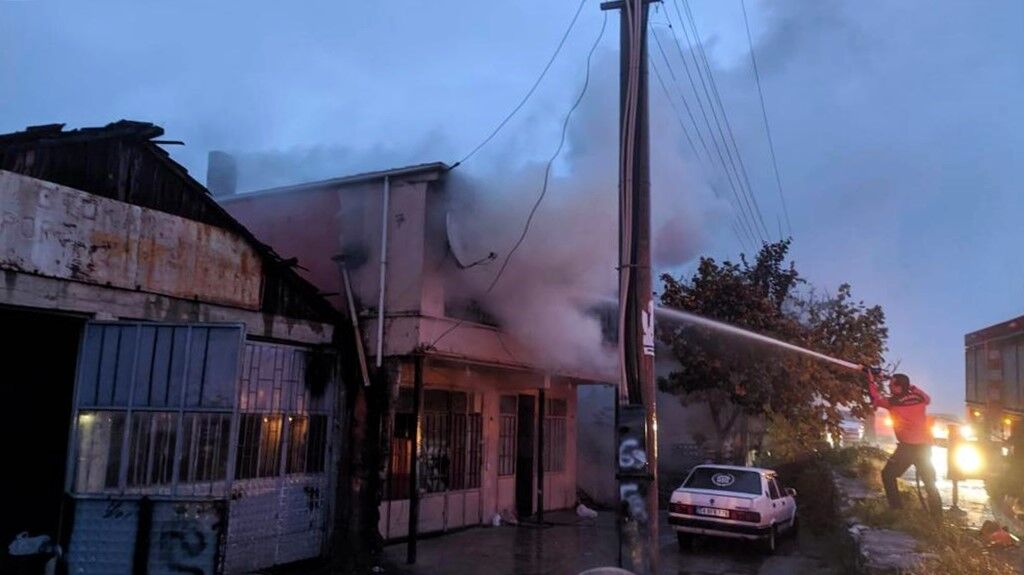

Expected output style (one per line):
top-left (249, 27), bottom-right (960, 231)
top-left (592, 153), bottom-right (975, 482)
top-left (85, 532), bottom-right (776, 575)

top-left (3, 1), bottom-right (1022, 413)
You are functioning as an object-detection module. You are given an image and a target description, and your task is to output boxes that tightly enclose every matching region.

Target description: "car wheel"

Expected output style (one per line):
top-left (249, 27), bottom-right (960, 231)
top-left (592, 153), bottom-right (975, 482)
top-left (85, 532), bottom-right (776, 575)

top-left (760, 525), bottom-right (777, 554)
top-left (676, 532), bottom-right (692, 551)
top-left (790, 515), bottom-right (800, 537)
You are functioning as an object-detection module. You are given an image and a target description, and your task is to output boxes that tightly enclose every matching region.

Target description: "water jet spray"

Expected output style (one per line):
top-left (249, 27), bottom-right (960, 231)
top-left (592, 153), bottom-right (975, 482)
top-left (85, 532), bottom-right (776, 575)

top-left (653, 305), bottom-right (873, 373)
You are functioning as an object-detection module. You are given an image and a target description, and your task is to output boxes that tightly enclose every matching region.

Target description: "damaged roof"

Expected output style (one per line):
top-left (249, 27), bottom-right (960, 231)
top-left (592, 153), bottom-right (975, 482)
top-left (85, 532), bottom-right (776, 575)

top-left (0, 120), bottom-right (339, 323)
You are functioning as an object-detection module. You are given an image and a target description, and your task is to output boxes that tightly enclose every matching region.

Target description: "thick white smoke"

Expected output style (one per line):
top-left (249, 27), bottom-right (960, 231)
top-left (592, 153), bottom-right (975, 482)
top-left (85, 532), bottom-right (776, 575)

top-left (444, 51), bottom-right (727, 377)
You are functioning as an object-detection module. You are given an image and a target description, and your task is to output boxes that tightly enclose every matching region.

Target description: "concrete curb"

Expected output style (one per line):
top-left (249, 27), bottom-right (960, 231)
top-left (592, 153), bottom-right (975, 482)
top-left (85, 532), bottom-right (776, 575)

top-left (831, 472), bottom-right (933, 574)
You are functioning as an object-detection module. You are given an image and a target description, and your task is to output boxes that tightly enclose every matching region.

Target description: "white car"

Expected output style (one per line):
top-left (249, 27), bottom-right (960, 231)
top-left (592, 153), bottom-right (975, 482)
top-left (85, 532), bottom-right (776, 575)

top-left (668, 464), bottom-right (798, 553)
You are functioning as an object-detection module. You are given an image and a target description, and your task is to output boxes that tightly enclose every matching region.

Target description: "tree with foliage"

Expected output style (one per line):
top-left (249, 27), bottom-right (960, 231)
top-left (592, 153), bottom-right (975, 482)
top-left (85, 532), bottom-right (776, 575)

top-left (658, 240), bottom-right (888, 460)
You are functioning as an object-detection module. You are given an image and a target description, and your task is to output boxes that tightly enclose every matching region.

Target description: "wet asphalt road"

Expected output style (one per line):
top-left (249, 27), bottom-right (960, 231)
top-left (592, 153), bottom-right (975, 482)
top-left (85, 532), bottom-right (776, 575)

top-left (382, 511), bottom-right (843, 575)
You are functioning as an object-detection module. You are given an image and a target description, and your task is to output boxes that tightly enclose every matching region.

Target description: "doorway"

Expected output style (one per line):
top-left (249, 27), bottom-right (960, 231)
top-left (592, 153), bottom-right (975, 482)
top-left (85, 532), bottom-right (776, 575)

top-left (0, 307), bottom-right (82, 567)
top-left (514, 394), bottom-right (535, 518)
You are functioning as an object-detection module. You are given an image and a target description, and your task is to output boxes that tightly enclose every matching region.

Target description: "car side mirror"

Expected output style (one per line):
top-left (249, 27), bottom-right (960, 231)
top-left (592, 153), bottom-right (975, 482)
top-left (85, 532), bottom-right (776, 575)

top-left (785, 487), bottom-right (797, 497)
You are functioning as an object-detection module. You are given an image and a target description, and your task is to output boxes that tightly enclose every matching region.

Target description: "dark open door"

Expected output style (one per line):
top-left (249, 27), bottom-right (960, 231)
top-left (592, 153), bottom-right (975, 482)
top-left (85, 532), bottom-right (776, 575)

top-left (515, 394), bottom-right (535, 518)
top-left (0, 308), bottom-right (82, 572)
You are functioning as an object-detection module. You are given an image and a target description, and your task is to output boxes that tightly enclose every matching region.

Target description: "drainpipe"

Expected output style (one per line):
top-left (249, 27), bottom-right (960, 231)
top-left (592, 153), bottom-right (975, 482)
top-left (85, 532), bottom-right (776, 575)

top-left (376, 176), bottom-right (390, 368)
top-left (332, 255), bottom-right (371, 387)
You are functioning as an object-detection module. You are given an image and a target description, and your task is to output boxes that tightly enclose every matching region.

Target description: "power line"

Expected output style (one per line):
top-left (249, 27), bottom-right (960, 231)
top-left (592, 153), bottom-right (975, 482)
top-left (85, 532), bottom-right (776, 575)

top-left (664, 6), bottom-right (766, 245)
top-left (648, 52), bottom-right (701, 162)
top-left (651, 23), bottom-right (761, 246)
top-left (650, 26), bottom-right (712, 164)
top-left (450, 0), bottom-right (589, 170)
top-left (657, 9), bottom-right (766, 245)
top-left (428, 12), bottom-right (609, 350)
top-left (650, 52), bottom-right (753, 250)
top-left (675, 0), bottom-right (770, 242)
top-left (740, 0), bottom-right (792, 237)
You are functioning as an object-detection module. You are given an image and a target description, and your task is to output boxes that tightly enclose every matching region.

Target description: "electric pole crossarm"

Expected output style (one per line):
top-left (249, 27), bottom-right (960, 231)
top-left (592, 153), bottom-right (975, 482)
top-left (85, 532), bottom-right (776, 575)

top-left (600, 0), bottom-right (661, 10)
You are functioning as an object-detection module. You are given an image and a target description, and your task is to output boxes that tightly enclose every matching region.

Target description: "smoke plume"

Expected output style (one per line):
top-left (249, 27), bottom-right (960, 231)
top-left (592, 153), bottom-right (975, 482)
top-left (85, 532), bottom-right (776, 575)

top-left (443, 51), bottom-right (724, 376)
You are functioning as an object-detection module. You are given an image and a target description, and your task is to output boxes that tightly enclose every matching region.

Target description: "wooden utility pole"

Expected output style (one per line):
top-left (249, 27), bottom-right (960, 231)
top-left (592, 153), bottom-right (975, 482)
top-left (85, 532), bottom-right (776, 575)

top-left (601, 0), bottom-right (659, 572)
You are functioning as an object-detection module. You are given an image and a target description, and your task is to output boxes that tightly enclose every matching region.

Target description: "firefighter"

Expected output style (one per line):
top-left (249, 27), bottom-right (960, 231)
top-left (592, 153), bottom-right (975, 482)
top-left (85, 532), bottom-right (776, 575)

top-left (865, 369), bottom-right (943, 517)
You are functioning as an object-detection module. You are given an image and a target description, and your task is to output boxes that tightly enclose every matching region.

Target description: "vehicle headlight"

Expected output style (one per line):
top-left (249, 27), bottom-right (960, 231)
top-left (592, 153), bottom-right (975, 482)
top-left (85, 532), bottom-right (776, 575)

top-left (953, 443), bottom-right (983, 475)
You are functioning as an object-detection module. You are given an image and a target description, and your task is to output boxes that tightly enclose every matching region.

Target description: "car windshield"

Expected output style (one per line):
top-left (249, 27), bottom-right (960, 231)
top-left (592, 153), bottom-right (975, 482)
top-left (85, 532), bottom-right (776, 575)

top-left (683, 467), bottom-right (763, 495)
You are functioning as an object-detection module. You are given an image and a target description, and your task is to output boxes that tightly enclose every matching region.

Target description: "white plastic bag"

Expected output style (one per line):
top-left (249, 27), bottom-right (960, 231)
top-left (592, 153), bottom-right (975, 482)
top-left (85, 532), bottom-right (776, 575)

top-left (576, 503), bottom-right (598, 519)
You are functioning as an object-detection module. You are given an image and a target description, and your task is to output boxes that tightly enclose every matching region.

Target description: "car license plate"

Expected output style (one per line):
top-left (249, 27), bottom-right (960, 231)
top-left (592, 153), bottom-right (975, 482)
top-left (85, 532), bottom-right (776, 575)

top-left (696, 507), bottom-right (730, 518)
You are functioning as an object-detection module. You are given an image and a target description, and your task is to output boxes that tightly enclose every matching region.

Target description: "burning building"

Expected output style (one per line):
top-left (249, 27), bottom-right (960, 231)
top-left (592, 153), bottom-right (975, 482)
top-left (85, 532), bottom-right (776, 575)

top-left (218, 161), bottom-right (614, 542)
top-left (0, 121), bottom-right (343, 574)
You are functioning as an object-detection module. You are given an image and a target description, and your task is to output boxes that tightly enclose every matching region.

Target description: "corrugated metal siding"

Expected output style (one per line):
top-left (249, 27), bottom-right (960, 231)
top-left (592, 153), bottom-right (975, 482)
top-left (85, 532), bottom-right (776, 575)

top-left (147, 501), bottom-right (225, 575)
top-left (66, 499), bottom-right (225, 575)
top-left (67, 500), bottom-right (138, 574)
top-left (66, 329), bottom-right (335, 574)
top-left (223, 341), bottom-right (332, 573)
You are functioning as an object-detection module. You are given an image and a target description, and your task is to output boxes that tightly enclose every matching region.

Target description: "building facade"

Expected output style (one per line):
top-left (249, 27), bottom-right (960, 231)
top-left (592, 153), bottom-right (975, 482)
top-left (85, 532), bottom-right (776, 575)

top-left (0, 122), bottom-right (343, 574)
top-left (220, 163), bottom-right (605, 540)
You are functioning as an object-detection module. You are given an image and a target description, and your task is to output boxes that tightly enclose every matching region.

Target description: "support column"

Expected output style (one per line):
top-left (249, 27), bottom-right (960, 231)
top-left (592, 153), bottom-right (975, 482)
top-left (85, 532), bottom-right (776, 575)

top-left (407, 356), bottom-right (424, 564)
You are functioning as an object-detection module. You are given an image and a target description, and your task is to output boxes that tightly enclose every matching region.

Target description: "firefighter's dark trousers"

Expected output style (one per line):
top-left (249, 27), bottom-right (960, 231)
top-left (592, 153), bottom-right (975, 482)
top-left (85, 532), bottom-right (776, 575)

top-left (881, 443), bottom-right (942, 516)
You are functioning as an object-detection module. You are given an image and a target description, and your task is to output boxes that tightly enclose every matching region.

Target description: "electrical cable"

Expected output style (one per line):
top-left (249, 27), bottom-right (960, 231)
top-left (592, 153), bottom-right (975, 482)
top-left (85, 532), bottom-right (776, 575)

top-left (648, 51), bottom-right (701, 159)
top-left (662, 6), bottom-right (767, 244)
top-left (679, 0), bottom-right (771, 241)
top-left (450, 0), bottom-right (589, 170)
top-left (428, 11), bottom-right (609, 350)
top-left (650, 25), bottom-right (712, 164)
top-left (740, 0), bottom-right (792, 237)
top-left (618, 0), bottom-right (643, 403)
top-left (655, 14), bottom-right (764, 246)
top-left (650, 44), bottom-right (754, 250)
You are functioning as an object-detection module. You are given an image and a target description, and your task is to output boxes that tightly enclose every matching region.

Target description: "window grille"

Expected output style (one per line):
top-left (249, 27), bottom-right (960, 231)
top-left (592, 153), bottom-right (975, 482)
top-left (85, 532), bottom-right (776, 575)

top-left (235, 342), bottom-right (332, 481)
top-left (286, 414), bottom-right (328, 474)
top-left (126, 412), bottom-right (176, 488)
top-left (498, 395), bottom-right (517, 477)
top-left (235, 414), bottom-right (283, 479)
top-left (70, 324), bottom-right (332, 499)
top-left (543, 398), bottom-right (568, 473)
top-left (385, 387), bottom-right (482, 500)
top-left (72, 323), bottom-right (242, 497)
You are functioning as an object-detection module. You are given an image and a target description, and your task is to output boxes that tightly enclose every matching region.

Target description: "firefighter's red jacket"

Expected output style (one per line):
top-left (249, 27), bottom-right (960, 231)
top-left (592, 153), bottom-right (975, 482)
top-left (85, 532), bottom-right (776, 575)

top-left (869, 382), bottom-right (931, 445)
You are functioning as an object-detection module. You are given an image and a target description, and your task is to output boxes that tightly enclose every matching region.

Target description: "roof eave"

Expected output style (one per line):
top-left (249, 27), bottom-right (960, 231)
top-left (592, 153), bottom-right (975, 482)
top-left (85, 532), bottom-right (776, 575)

top-left (219, 161), bottom-right (450, 203)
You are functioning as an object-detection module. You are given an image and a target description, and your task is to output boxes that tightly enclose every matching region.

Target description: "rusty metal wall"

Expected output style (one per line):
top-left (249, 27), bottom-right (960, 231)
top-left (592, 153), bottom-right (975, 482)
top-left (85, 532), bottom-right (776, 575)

top-left (0, 170), bottom-right (262, 309)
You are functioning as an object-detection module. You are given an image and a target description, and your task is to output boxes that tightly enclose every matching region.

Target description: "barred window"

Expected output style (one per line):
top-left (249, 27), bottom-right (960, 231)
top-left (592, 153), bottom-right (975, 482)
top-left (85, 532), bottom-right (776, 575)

top-left (422, 407), bottom-right (451, 493)
top-left (72, 324), bottom-right (241, 496)
top-left (498, 395), bottom-right (517, 477)
top-left (543, 398), bottom-right (568, 473)
top-left (236, 343), bottom-right (332, 481)
top-left (75, 411), bottom-right (125, 492)
top-left (178, 413), bottom-right (232, 484)
top-left (385, 388), bottom-right (482, 499)
top-left (287, 414), bottom-right (328, 474)
top-left (386, 413), bottom-right (414, 500)
top-left (236, 414), bottom-right (283, 479)
top-left (126, 412), bottom-right (177, 488)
